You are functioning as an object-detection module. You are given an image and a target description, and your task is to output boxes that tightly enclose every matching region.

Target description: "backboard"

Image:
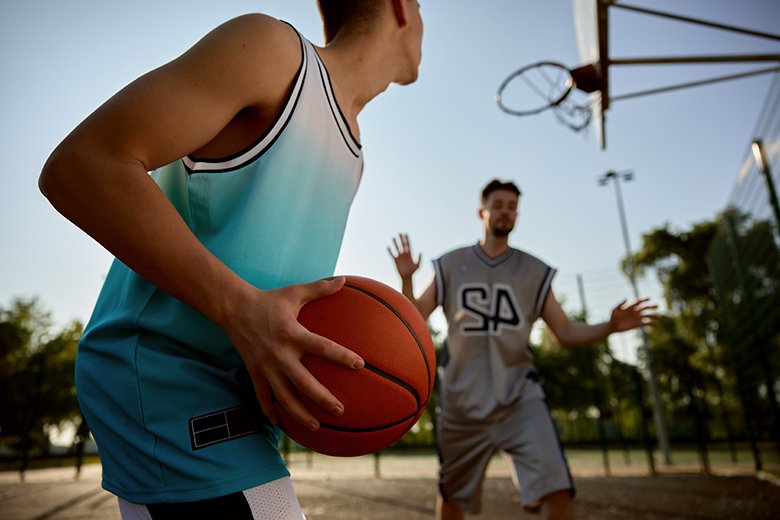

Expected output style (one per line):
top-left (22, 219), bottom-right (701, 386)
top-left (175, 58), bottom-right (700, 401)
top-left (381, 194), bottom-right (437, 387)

top-left (573, 0), bottom-right (609, 149)
top-left (499, 0), bottom-right (780, 150)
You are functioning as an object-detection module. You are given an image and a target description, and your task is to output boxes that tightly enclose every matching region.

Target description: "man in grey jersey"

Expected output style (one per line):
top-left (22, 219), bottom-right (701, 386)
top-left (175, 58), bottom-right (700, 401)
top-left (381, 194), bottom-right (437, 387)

top-left (389, 179), bottom-right (656, 520)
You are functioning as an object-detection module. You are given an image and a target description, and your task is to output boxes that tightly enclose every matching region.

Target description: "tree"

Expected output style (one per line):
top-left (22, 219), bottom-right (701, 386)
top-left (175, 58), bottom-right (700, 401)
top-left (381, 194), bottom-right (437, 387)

top-left (533, 312), bottom-right (612, 444)
top-left (707, 209), bottom-right (780, 451)
top-left (0, 298), bottom-right (83, 456)
top-left (631, 210), bottom-right (780, 449)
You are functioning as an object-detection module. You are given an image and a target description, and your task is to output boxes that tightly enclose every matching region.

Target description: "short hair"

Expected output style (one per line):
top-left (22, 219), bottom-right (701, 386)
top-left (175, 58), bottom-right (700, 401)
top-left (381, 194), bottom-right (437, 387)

top-left (317, 1), bottom-right (385, 44)
top-left (481, 179), bottom-right (521, 206)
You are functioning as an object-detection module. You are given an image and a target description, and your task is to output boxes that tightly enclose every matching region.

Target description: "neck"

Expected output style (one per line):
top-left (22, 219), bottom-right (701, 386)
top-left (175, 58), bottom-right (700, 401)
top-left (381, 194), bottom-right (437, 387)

top-left (479, 234), bottom-right (510, 258)
top-left (316, 31), bottom-right (400, 123)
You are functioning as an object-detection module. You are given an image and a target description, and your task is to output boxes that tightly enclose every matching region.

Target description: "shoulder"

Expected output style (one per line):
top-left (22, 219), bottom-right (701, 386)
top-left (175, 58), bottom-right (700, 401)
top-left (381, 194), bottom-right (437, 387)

top-left (435, 245), bottom-right (474, 271)
top-left (172, 14), bottom-right (305, 106)
top-left (437, 244), bottom-right (472, 262)
top-left (511, 247), bottom-right (554, 271)
top-left (207, 14), bottom-right (300, 49)
top-left (195, 13), bottom-right (301, 66)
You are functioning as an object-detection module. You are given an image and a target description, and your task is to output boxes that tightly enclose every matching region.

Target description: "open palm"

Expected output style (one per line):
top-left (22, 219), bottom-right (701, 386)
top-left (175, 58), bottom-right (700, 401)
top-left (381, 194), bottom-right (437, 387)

top-left (388, 233), bottom-right (421, 278)
top-left (609, 298), bottom-right (659, 332)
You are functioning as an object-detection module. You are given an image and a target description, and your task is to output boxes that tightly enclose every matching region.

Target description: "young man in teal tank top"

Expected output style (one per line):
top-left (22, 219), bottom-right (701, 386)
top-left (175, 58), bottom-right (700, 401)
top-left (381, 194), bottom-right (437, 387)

top-left (40, 2), bottom-right (423, 518)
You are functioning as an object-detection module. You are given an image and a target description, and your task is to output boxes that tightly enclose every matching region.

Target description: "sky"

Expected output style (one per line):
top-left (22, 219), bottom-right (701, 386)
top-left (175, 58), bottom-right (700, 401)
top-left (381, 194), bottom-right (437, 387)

top-left (2, 0), bottom-right (779, 362)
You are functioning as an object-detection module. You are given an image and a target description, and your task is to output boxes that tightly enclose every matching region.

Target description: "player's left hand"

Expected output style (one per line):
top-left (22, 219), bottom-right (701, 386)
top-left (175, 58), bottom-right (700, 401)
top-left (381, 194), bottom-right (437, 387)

top-left (609, 298), bottom-right (658, 333)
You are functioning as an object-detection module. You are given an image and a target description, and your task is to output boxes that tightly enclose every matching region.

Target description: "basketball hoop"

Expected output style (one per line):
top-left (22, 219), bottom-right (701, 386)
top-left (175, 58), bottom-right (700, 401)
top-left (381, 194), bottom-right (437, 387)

top-left (495, 60), bottom-right (598, 132)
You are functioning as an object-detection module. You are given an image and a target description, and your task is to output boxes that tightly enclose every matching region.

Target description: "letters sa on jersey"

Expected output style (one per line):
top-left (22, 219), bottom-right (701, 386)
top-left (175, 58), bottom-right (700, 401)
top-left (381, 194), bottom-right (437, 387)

top-left (457, 283), bottom-right (524, 335)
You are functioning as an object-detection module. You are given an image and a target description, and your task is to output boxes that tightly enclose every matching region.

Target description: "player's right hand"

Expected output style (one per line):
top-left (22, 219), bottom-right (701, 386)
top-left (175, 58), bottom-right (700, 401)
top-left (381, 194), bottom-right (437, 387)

top-left (224, 276), bottom-right (365, 430)
top-left (388, 233), bottom-right (421, 278)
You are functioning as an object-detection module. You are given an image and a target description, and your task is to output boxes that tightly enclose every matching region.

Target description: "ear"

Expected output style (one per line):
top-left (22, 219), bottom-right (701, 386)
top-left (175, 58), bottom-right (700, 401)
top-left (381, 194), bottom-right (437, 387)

top-left (391, 0), bottom-right (409, 27)
top-left (478, 208), bottom-right (485, 220)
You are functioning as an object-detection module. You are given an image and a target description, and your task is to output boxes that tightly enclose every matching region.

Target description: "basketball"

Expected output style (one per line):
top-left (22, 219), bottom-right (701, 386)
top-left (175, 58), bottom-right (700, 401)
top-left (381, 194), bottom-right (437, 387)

top-left (275, 275), bottom-right (436, 457)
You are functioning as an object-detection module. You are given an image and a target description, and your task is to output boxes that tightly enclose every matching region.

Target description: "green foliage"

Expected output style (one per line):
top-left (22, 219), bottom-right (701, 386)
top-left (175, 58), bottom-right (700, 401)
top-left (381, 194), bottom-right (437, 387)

top-left (631, 221), bottom-right (719, 313)
top-left (634, 208), bottom-right (780, 443)
top-left (397, 322), bottom-right (445, 447)
top-left (533, 321), bottom-right (618, 443)
top-left (707, 208), bottom-right (780, 441)
top-left (536, 208), bottom-right (779, 447)
top-left (0, 298), bottom-right (83, 455)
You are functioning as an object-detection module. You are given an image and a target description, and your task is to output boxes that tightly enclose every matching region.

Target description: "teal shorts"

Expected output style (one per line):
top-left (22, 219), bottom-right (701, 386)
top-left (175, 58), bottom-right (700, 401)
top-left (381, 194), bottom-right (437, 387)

top-left (77, 329), bottom-right (289, 503)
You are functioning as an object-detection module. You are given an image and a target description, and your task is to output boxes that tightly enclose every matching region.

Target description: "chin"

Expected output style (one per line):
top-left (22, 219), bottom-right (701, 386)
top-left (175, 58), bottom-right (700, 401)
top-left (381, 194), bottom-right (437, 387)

top-left (397, 69), bottom-right (419, 85)
top-left (492, 225), bottom-right (514, 238)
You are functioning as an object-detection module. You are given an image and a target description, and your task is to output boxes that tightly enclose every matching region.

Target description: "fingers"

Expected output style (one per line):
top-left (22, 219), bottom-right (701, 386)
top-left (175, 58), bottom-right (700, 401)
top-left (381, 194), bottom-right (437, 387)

top-left (252, 374), bottom-right (277, 425)
top-left (286, 357), bottom-right (345, 418)
top-left (266, 369), bottom-right (322, 431)
top-left (301, 326), bottom-right (365, 371)
top-left (294, 275), bottom-right (366, 367)
top-left (609, 296), bottom-right (661, 333)
top-left (254, 335), bottom-right (359, 430)
top-left (391, 235), bottom-right (401, 256)
top-left (616, 298), bottom-right (658, 314)
top-left (285, 278), bottom-right (365, 423)
top-left (401, 233), bottom-right (411, 252)
top-left (272, 328), bottom-right (362, 429)
top-left (299, 275), bottom-right (346, 304)
top-left (642, 314), bottom-right (659, 325)
top-left (626, 298), bottom-right (658, 315)
top-left (389, 233), bottom-right (414, 254)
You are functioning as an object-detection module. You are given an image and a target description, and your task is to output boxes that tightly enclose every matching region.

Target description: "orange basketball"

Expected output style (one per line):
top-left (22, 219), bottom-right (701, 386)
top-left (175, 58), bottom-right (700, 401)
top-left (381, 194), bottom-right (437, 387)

top-left (275, 275), bottom-right (436, 457)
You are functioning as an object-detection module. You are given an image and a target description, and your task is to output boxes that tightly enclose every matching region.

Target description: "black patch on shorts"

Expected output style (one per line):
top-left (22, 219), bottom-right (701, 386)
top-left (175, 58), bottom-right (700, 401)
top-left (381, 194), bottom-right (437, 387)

top-left (147, 491), bottom-right (254, 519)
top-left (189, 406), bottom-right (260, 450)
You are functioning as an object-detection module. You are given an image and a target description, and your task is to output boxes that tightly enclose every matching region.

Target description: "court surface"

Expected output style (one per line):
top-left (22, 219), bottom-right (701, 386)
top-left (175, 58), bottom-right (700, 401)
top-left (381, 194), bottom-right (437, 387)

top-left (2, 452), bottom-right (779, 519)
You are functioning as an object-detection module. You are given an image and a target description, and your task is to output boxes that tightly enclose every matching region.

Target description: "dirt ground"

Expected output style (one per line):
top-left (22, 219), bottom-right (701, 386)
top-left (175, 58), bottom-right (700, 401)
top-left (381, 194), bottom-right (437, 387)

top-left (2, 454), bottom-right (779, 519)
top-left (295, 475), bottom-right (780, 519)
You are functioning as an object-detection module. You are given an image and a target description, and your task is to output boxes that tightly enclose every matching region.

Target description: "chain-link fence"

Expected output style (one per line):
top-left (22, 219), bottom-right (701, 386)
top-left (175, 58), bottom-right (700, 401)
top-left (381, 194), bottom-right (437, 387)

top-left (706, 72), bottom-right (780, 472)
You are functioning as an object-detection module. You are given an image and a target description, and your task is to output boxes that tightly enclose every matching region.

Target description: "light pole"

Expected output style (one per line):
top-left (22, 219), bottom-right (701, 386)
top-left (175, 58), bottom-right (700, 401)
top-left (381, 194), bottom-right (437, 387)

top-left (598, 170), bottom-right (672, 465)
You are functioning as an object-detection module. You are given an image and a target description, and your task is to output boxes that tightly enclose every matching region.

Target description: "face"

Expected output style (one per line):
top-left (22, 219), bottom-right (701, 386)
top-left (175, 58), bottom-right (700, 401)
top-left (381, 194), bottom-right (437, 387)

top-left (479, 189), bottom-right (518, 238)
top-left (398, 0), bottom-right (423, 84)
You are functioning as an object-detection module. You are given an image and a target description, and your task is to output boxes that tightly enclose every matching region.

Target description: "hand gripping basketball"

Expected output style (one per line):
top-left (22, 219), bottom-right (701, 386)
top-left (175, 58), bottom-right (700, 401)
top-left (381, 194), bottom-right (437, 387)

top-left (275, 276), bottom-right (436, 457)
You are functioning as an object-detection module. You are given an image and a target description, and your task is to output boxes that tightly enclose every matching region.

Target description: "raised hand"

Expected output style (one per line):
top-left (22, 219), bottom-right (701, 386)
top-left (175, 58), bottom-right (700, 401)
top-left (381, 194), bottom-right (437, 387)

top-left (388, 233), bottom-right (422, 279)
top-left (225, 276), bottom-right (365, 431)
top-left (609, 298), bottom-right (659, 333)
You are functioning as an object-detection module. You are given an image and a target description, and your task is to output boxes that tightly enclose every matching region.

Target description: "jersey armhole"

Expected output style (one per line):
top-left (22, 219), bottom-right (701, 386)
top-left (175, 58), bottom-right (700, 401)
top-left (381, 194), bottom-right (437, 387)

top-left (182, 21), bottom-right (308, 173)
top-left (533, 267), bottom-right (557, 319)
top-left (433, 259), bottom-right (445, 307)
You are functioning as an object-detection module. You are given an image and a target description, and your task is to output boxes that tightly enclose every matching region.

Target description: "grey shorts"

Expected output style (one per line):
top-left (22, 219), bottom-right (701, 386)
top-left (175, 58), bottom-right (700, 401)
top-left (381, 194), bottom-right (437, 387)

top-left (437, 397), bottom-right (574, 514)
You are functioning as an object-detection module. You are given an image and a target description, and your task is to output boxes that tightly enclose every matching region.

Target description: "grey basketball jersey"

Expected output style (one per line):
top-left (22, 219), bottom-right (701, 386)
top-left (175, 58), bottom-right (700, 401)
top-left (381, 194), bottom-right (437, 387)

top-left (434, 244), bottom-right (556, 421)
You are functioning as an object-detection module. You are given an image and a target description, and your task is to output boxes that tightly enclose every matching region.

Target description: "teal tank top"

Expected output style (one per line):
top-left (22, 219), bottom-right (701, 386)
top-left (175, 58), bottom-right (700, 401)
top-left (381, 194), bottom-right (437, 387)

top-left (76, 25), bottom-right (363, 503)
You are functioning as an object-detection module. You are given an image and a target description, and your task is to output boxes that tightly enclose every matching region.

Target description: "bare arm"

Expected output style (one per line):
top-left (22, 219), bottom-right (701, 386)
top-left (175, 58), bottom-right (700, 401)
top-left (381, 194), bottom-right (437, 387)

top-left (541, 289), bottom-right (657, 348)
top-left (388, 233), bottom-right (438, 319)
top-left (39, 15), bottom-right (363, 430)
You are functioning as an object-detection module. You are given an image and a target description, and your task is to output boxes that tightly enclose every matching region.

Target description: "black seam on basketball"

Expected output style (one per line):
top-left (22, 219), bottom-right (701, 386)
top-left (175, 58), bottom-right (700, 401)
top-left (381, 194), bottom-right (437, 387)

top-left (364, 362), bottom-right (421, 410)
top-left (344, 283), bottom-right (432, 402)
top-left (319, 411), bottom-right (417, 432)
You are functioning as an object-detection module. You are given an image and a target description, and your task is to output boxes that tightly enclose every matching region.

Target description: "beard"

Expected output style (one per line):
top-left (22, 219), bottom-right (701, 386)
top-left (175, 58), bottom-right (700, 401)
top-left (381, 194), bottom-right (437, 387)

top-left (490, 220), bottom-right (514, 237)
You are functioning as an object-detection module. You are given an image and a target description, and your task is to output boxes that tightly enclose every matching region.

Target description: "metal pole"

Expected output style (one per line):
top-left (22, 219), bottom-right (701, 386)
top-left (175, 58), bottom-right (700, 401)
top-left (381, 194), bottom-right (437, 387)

top-left (611, 66), bottom-right (780, 103)
top-left (609, 1), bottom-right (780, 43)
top-left (577, 274), bottom-right (611, 476)
top-left (601, 170), bottom-right (673, 465)
top-left (752, 139), bottom-right (780, 238)
top-left (611, 54), bottom-right (780, 65)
